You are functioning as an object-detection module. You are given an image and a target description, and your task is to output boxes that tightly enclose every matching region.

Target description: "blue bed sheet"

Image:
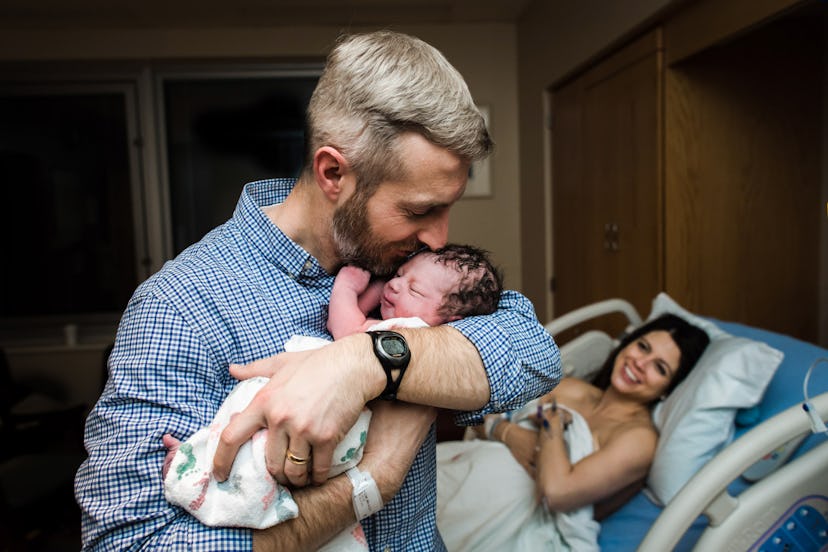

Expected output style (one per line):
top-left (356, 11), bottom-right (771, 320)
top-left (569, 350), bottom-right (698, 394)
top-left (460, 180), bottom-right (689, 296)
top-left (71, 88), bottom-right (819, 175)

top-left (598, 320), bottom-right (828, 551)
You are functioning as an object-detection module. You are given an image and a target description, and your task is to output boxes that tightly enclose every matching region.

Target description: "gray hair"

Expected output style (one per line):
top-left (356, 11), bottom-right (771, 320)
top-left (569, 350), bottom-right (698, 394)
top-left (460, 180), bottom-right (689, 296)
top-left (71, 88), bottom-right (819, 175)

top-left (305, 30), bottom-right (493, 191)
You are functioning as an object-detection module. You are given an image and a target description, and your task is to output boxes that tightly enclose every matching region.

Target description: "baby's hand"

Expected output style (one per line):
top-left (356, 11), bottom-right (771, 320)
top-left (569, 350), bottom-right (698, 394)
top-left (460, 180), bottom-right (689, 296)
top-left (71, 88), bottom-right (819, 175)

top-left (336, 265), bottom-right (372, 293)
top-left (161, 434), bottom-right (181, 480)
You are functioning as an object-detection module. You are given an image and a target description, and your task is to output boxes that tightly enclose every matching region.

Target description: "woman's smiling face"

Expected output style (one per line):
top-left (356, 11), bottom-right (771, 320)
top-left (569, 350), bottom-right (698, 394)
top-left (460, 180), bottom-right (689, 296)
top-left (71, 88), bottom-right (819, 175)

top-left (610, 330), bottom-right (681, 403)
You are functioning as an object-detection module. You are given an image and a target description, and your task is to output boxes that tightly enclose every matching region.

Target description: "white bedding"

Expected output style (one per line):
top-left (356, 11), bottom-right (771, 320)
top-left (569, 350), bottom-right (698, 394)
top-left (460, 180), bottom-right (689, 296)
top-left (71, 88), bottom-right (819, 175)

top-left (436, 405), bottom-right (600, 552)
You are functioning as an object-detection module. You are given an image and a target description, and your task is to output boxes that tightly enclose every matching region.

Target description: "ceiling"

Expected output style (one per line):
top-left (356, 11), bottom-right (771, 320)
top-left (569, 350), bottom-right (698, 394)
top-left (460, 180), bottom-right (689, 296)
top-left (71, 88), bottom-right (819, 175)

top-left (0, 0), bottom-right (534, 29)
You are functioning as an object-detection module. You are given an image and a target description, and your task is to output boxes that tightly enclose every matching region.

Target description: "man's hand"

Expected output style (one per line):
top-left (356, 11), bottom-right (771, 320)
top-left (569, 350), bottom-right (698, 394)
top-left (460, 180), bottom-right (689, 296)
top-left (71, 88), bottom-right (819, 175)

top-left (251, 400), bottom-right (435, 552)
top-left (212, 334), bottom-right (385, 486)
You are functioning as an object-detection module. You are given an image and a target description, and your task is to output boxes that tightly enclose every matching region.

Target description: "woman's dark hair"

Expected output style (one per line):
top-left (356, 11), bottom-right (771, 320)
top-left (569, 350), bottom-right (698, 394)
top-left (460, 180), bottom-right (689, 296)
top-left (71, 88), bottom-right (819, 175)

top-left (591, 313), bottom-right (710, 400)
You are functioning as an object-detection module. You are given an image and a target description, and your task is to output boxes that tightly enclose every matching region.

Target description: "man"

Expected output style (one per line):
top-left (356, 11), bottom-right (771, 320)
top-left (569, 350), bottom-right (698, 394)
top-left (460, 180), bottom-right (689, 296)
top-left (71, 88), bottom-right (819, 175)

top-left (76, 30), bottom-right (560, 551)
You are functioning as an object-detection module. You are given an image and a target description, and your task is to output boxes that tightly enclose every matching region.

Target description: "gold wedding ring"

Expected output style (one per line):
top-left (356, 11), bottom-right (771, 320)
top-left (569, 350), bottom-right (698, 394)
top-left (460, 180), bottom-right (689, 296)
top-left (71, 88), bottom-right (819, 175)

top-left (286, 449), bottom-right (311, 465)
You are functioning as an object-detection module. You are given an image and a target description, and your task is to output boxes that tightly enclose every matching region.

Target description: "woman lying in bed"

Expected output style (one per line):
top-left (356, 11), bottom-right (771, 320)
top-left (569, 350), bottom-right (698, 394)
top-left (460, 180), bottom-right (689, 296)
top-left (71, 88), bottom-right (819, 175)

top-left (436, 314), bottom-right (709, 552)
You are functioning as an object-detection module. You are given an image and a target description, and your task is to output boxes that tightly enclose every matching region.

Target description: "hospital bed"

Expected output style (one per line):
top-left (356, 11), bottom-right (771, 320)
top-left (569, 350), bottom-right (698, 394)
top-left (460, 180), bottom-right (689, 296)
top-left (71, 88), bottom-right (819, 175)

top-left (545, 294), bottom-right (828, 551)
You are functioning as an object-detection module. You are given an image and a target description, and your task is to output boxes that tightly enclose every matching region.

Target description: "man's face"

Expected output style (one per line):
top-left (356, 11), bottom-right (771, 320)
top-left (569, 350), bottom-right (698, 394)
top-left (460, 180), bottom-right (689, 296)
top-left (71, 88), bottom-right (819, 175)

top-left (332, 132), bottom-right (470, 276)
top-left (331, 186), bottom-right (400, 276)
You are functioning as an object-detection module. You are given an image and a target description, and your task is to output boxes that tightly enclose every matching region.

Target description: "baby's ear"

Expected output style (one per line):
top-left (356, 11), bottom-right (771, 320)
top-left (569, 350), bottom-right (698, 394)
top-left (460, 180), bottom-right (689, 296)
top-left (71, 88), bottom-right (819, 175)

top-left (446, 314), bottom-right (462, 322)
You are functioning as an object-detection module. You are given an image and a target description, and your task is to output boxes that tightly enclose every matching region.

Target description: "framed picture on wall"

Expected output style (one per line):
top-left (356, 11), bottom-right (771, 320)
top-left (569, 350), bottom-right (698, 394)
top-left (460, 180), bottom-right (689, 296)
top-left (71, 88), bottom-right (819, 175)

top-left (464, 105), bottom-right (492, 198)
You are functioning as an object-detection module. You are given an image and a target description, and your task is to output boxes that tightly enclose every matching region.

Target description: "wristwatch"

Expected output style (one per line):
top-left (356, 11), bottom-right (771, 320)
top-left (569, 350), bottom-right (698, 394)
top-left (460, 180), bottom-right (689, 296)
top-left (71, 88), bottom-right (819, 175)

top-left (367, 330), bottom-right (410, 400)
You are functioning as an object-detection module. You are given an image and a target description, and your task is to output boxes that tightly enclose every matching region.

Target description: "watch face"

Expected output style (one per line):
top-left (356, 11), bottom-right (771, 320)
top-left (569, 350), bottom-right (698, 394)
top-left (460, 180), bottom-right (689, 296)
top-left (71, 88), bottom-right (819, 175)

top-left (371, 331), bottom-right (410, 399)
top-left (382, 335), bottom-right (407, 357)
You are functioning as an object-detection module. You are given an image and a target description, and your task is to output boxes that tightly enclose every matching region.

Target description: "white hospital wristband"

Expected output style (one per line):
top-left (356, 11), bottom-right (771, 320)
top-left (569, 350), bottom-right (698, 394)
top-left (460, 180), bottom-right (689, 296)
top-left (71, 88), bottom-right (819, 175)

top-left (345, 467), bottom-right (384, 521)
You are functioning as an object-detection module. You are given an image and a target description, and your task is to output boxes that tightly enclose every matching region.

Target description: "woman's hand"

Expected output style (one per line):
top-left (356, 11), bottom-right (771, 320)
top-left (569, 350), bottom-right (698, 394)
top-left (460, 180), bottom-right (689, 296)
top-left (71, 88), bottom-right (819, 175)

top-left (533, 397), bottom-right (571, 432)
top-left (499, 423), bottom-right (540, 478)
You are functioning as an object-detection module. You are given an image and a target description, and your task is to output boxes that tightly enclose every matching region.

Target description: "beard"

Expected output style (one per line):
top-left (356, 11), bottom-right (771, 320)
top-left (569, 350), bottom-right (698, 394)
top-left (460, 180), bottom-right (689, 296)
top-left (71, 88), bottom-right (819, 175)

top-left (331, 188), bottom-right (417, 277)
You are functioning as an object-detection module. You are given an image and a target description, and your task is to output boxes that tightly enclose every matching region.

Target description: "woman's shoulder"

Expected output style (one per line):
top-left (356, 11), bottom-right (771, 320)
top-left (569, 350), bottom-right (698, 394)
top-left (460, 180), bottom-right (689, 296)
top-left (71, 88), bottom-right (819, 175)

top-left (590, 399), bottom-right (657, 452)
top-left (546, 378), bottom-right (602, 416)
top-left (602, 414), bottom-right (658, 453)
top-left (556, 377), bottom-right (601, 401)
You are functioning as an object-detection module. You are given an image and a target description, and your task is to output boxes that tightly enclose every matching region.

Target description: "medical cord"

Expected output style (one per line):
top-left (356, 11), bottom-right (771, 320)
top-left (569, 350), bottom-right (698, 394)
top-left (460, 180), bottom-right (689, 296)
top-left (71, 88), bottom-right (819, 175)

top-left (802, 357), bottom-right (828, 435)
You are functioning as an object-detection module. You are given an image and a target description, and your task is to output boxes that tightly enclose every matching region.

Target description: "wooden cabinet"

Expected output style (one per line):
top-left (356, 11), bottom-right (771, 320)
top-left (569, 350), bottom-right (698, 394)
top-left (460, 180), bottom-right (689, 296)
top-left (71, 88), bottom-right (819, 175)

top-left (552, 30), bottom-right (664, 336)
top-left (552, 3), bottom-right (822, 342)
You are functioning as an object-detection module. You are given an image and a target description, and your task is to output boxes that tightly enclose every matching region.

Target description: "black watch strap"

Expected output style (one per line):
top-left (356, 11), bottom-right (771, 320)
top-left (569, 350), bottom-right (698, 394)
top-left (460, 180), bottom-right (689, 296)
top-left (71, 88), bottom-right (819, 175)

top-left (367, 330), bottom-right (411, 400)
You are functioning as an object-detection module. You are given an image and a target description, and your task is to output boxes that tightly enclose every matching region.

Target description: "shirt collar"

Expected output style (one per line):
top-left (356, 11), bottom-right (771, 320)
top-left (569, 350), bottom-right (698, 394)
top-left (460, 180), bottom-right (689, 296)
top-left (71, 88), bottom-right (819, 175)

top-left (235, 179), bottom-right (332, 284)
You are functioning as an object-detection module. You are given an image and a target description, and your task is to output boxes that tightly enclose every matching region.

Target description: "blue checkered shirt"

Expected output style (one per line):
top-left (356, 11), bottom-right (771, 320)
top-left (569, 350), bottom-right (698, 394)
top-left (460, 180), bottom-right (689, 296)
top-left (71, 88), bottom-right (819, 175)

top-left (75, 179), bottom-right (561, 551)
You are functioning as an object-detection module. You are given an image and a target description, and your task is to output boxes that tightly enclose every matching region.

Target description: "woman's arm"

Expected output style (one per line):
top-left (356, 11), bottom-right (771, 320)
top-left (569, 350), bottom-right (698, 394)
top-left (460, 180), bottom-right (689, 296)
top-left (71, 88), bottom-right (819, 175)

top-left (534, 412), bottom-right (657, 512)
top-left (489, 420), bottom-right (540, 477)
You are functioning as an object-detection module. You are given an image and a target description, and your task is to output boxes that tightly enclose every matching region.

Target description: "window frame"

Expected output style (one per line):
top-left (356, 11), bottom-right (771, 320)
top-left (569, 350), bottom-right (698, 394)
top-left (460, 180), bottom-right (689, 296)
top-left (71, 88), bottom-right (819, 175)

top-left (152, 63), bottom-right (323, 259)
top-left (0, 78), bottom-right (148, 336)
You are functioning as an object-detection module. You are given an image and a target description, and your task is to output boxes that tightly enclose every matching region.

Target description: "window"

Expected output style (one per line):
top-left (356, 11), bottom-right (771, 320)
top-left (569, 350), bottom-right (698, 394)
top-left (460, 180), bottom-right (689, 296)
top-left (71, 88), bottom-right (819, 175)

top-left (0, 65), bottom-right (320, 334)
top-left (160, 71), bottom-right (319, 254)
top-left (0, 84), bottom-right (142, 320)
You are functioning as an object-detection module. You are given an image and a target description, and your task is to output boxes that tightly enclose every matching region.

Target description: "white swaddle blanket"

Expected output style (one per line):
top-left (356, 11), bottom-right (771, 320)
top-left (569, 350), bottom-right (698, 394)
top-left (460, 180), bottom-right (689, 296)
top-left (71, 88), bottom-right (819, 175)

top-left (436, 402), bottom-right (600, 552)
top-left (164, 317), bottom-right (427, 551)
top-left (163, 374), bottom-right (371, 527)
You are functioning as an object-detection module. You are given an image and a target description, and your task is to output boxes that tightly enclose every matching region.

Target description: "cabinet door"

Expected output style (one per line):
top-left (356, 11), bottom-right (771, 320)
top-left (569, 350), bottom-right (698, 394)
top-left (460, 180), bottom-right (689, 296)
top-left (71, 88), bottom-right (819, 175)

top-left (664, 15), bottom-right (820, 342)
top-left (552, 31), bottom-right (664, 329)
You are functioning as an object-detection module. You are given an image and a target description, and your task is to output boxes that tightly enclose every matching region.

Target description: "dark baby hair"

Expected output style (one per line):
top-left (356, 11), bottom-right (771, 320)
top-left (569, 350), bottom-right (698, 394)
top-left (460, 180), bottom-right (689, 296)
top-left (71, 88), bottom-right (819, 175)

top-left (429, 244), bottom-right (503, 319)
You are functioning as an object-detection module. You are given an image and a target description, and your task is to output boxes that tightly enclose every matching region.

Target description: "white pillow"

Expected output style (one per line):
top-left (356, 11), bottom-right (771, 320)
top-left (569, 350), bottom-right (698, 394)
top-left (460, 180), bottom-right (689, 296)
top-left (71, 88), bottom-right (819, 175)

top-left (559, 330), bottom-right (615, 379)
top-left (645, 293), bottom-right (783, 505)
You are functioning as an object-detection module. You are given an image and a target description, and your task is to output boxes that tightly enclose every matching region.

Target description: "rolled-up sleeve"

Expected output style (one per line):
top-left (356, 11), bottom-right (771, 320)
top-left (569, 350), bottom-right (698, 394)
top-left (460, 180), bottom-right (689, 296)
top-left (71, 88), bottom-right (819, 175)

top-left (447, 290), bottom-right (561, 425)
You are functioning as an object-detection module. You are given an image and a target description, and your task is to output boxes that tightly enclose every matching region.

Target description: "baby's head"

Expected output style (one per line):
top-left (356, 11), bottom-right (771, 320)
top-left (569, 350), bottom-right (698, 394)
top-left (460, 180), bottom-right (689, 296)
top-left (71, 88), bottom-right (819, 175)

top-left (380, 244), bottom-right (503, 326)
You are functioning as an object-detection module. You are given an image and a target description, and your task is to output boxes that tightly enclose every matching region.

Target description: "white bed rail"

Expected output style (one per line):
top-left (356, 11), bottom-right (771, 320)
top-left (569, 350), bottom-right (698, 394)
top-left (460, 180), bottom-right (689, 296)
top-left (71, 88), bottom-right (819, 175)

top-left (638, 392), bottom-right (828, 551)
top-left (544, 298), bottom-right (642, 337)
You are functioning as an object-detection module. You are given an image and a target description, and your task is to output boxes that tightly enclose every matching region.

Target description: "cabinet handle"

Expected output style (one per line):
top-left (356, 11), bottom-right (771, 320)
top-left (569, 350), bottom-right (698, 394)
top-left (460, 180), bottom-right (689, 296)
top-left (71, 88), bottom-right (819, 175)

top-left (603, 223), bottom-right (620, 252)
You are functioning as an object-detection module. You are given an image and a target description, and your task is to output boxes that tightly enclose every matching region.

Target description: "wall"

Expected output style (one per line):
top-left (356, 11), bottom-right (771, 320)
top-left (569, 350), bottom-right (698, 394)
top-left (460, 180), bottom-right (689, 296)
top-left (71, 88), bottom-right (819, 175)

top-left (515, 0), bottom-right (678, 322)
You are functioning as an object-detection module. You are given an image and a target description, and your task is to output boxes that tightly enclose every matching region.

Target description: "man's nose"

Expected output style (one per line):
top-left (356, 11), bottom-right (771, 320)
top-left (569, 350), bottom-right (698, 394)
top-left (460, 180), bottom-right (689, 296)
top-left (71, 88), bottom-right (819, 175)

top-left (417, 212), bottom-right (449, 250)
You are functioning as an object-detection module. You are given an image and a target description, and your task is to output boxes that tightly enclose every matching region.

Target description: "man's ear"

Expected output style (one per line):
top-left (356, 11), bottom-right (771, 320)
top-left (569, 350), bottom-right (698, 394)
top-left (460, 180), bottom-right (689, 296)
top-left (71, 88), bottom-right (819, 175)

top-left (313, 146), bottom-right (349, 201)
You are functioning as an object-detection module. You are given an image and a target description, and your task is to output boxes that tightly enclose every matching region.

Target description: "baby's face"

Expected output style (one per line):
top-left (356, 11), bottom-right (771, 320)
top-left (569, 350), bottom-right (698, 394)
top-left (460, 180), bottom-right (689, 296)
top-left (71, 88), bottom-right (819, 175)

top-left (379, 253), bottom-right (461, 326)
